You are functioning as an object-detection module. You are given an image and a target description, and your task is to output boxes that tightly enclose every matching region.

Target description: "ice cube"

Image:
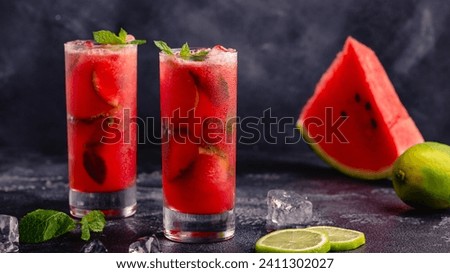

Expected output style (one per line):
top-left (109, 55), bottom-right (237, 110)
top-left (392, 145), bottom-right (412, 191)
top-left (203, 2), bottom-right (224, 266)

top-left (0, 215), bottom-right (19, 253)
top-left (209, 45), bottom-right (235, 56)
top-left (266, 190), bottom-right (313, 229)
top-left (129, 235), bottom-right (161, 253)
top-left (80, 239), bottom-right (108, 253)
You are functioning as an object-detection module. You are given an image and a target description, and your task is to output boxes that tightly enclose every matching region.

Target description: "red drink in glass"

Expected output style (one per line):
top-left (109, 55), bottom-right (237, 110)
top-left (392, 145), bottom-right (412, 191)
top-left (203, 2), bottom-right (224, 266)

top-left (159, 45), bottom-right (237, 242)
top-left (64, 41), bottom-right (137, 218)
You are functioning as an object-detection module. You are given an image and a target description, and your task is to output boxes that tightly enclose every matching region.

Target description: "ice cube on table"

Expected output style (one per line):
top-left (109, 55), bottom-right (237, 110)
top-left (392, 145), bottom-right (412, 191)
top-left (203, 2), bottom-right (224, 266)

top-left (80, 239), bottom-right (108, 253)
top-left (129, 235), bottom-right (161, 253)
top-left (266, 189), bottom-right (313, 229)
top-left (0, 215), bottom-right (19, 253)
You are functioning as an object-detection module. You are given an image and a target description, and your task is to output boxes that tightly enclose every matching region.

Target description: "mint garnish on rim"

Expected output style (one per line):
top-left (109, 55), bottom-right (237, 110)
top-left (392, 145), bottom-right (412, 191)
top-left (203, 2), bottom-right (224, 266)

top-left (154, 40), bottom-right (209, 61)
top-left (19, 209), bottom-right (106, 243)
top-left (154, 40), bottom-right (173, 55)
top-left (93, 28), bottom-right (146, 45)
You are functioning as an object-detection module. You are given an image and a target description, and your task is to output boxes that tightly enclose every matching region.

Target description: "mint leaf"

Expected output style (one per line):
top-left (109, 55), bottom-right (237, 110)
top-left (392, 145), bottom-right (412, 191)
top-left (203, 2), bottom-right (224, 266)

top-left (199, 145), bottom-right (227, 158)
top-left (154, 41), bottom-right (210, 60)
top-left (130, 39), bottom-right (147, 45)
top-left (118, 28), bottom-right (127, 42)
top-left (81, 221), bottom-right (90, 241)
top-left (93, 30), bottom-right (123, 45)
top-left (93, 28), bottom-right (146, 45)
top-left (218, 76), bottom-right (229, 99)
top-left (154, 40), bottom-right (173, 55)
top-left (191, 50), bottom-right (209, 61)
top-left (180, 42), bottom-right (191, 60)
top-left (82, 211), bottom-right (106, 232)
top-left (80, 210), bottom-right (106, 241)
top-left (226, 117), bottom-right (236, 134)
top-left (19, 209), bottom-right (76, 243)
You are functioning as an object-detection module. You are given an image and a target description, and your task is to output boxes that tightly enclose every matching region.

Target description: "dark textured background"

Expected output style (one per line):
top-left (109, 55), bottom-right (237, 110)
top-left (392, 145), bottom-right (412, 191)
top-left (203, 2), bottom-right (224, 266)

top-left (2, 0), bottom-right (450, 254)
top-left (1, 0), bottom-right (449, 158)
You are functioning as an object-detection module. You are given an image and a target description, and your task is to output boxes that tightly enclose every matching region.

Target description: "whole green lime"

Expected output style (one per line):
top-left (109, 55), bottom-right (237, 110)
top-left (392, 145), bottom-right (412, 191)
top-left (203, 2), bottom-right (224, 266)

top-left (391, 142), bottom-right (450, 209)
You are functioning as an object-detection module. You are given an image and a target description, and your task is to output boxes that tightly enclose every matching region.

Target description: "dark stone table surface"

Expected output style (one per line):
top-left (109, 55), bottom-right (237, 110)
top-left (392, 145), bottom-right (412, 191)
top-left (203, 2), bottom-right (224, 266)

top-left (1, 147), bottom-right (449, 253)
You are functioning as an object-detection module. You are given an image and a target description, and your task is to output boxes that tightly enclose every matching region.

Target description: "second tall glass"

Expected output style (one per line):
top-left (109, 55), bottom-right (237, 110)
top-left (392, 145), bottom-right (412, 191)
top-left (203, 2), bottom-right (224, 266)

top-left (159, 46), bottom-right (238, 242)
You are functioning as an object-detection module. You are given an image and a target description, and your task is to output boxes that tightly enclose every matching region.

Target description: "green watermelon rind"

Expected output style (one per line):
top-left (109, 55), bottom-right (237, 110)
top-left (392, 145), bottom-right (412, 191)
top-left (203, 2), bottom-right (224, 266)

top-left (296, 122), bottom-right (392, 180)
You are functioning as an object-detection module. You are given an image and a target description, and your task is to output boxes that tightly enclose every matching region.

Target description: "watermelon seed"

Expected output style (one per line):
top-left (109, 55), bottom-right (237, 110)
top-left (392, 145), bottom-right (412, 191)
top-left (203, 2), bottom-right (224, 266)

top-left (365, 102), bottom-right (371, 111)
top-left (354, 93), bottom-right (361, 103)
top-left (340, 111), bottom-right (348, 117)
top-left (370, 118), bottom-right (377, 129)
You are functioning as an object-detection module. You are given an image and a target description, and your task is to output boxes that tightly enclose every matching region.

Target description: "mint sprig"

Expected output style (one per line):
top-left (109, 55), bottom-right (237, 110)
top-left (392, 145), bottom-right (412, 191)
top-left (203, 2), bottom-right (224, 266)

top-left (154, 40), bottom-right (209, 61)
top-left (154, 40), bottom-right (173, 55)
top-left (80, 211), bottom-right (106, 241)
top-left (118, 28), bottom-right (127, 42)
top-left (19, 209), bottom-right (76, 244)
top-left (130, 39), bottom-right (147, 45)
top-left (93, 28), bottom-right (146, 45)
top-left (180, 42), bottom-right (190, 59)
top-left (191, 50), bottom-right (209, 61)
top-left (19, 209), bottom-right (106, 243)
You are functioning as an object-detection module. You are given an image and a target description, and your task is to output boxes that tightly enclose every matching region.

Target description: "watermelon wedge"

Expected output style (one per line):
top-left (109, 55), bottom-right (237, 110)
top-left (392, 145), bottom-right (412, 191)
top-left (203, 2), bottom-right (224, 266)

top-left (297, 37), bottom-right (424, 179)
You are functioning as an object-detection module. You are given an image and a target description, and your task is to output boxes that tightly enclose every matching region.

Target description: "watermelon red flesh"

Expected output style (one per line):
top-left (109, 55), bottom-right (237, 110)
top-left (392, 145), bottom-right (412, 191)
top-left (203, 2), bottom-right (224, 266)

top-left (92, 61), bottom-right (121, 107)
top-left (163, 153), bottom-right (233, 214)
top-left (298, 37), bottom-right (424, 179)
top-left (66, 59), bottom-right (115, 119)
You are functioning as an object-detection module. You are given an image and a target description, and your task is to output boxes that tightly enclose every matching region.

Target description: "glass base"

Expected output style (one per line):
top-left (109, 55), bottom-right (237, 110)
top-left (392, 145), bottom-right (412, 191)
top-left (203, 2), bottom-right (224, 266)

top-left (163, 206), bottom-right (235, 243)
top-left (69, 185), bottom-right (137, 218)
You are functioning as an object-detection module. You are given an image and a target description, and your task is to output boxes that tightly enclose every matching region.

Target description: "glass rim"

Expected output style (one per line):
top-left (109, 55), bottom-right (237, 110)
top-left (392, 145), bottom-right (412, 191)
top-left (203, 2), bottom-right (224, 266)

top-left (64, 40), bottom-right (138, 49)
top-left (159, 46), bottom-right (237, 55)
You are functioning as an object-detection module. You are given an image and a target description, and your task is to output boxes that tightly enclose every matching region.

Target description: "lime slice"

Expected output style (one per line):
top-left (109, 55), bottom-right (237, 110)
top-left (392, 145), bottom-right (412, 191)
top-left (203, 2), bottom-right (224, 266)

top-left (306, 226), bottom-right (365, 251)
top-left (255, 229), bottom-right (330, 253)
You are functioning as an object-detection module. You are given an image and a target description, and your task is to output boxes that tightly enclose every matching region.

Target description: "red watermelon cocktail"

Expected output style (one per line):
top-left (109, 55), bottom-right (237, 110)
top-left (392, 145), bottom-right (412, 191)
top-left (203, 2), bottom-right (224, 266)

top-left (157, 42), bottom-right (237, 242)
top-left (65, 40), bottom-right (137, 218)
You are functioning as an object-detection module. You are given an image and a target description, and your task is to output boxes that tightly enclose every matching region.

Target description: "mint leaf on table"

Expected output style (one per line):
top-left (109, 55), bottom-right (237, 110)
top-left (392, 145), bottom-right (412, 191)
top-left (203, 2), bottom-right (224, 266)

top-left (80, 210), bottom-right (106, 241)
top-left (19, 209), bottom-right (76, 243)
top-left (19, 209), bottom-right (107, 243)
top-left (82, 211), bottom-right (106, 232)
top-left (81, 222), bottom-right (91, 242)
top-left (93, 28), bottom-right (146, 45)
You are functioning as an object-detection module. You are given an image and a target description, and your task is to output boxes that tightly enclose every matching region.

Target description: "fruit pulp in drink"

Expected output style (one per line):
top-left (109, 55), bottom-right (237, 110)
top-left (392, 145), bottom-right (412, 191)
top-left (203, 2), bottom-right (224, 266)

top-left (160, 46), bottom-right (237, 215)
top-left (65, 41), bottom-right (137, 194)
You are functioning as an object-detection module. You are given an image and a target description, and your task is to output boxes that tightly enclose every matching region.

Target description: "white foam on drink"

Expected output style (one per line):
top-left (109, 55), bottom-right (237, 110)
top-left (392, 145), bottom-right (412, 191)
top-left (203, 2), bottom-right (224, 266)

top-left (64, 40), bottom-right (137, 56)
top-left (160, 46), bottom-right (237, 65)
